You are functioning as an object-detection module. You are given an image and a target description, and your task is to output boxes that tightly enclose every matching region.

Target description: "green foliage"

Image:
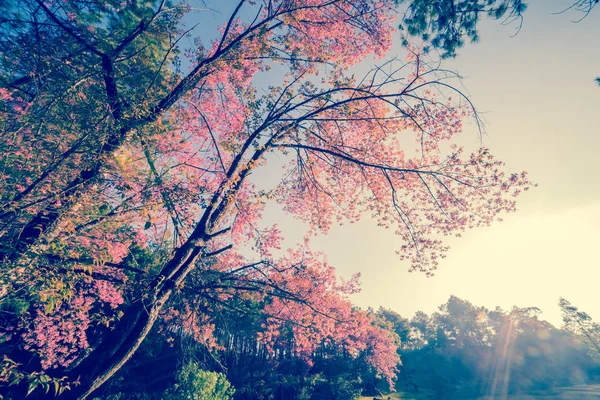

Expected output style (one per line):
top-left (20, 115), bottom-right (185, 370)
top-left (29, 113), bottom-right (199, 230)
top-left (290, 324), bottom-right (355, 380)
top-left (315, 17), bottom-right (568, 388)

top-left (392, 297), bottom-right (594, 398)
top-left (395, 0), bottom-right (527, 58)
top-left (372, 307), bottom-right (410, 348)
top-left (163, 362), bottom-right (235, 400)
top-left (24, 372), bottom-right (72, 398)
top-left (83, 296), bottom-right (600, 400)
top-left (560, 297), bottom-right (600, 358)
top-left (395, 0), bottom-right (598, 61)
top-left (0, 298), bottom-right (29, 320)
top-left (0, 357), bottom-right (73, 399)
top-left (308, 373), bottom-right (363, 400)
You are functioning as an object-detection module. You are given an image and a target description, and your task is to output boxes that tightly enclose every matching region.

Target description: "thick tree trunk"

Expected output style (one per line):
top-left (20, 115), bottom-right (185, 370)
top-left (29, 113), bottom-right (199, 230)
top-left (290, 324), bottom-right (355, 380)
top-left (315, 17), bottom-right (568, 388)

top-left (60, 242), bottom-right (204, 399)
top-left (28, 122), bottom-right (243, 398)
top-left (66, 291), bottom-right (170, 400)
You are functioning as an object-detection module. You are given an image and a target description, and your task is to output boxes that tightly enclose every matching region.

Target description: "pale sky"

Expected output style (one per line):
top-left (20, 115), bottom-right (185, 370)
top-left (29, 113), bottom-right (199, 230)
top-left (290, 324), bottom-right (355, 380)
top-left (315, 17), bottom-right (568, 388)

top-left (318, 0), bottom-right (600, 326)
top-left (197, 0), bottom-right (600, 327)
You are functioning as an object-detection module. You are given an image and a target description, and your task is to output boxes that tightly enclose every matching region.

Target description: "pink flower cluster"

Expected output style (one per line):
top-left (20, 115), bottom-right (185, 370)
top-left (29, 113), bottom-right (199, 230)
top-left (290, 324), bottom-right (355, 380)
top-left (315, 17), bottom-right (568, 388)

top-left (22, 295), bottom-right (93, 370)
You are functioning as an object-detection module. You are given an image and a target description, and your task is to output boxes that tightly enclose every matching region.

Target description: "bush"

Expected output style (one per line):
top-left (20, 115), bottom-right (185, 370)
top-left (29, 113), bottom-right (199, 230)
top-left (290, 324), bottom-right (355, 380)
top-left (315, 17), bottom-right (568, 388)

top-left (163, 362), bottom-right (235, 400)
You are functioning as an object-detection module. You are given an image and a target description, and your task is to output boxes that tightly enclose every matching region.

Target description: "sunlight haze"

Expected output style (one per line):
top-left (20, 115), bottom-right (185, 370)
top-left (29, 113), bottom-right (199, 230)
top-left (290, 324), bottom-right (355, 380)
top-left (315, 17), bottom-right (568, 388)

top-left (260, 0), bottom-right (600, 326)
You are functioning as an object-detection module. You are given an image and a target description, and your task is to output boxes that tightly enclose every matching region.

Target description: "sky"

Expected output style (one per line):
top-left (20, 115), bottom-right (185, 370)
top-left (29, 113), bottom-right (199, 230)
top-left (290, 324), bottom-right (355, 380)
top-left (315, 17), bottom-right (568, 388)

top-left (311, 0), bottom-right (600, 326)
top-left (196, 0), bottom-right (600, 326)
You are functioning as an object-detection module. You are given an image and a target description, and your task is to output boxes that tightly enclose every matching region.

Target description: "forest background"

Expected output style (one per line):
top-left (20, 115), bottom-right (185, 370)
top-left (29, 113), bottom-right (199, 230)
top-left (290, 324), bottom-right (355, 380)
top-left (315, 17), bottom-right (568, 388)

top-left (0, 0), bottom-right (598, 399)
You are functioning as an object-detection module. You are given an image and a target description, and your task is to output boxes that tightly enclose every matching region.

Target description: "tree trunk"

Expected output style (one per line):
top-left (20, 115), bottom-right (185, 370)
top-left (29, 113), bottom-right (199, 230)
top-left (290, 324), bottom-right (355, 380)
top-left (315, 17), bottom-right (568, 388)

top-left (65, 289), bottom-right (172, 400)
top-left (60, 242), bottom-right (204, 399)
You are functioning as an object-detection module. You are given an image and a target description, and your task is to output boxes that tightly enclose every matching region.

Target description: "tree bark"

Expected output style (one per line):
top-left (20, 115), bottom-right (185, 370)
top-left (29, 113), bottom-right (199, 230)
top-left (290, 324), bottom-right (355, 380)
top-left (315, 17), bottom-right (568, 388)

top-left (59, 241), bottom-right (204, 399)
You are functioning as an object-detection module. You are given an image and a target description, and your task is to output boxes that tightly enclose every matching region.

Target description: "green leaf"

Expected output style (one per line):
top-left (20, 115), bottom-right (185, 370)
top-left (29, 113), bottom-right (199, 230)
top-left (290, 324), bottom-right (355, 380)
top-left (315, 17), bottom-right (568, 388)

top-left (26, 382), bottom-right (36, 397)
top-left (144, 221), bottom-right (152, 230)
top-left (44, 302), bottom-right (54, 314)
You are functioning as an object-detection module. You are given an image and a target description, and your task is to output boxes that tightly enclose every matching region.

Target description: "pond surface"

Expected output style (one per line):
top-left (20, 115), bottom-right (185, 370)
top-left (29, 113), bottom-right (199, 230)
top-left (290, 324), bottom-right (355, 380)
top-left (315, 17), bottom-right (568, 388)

top-left (360, 384), bottom-right (600, 400)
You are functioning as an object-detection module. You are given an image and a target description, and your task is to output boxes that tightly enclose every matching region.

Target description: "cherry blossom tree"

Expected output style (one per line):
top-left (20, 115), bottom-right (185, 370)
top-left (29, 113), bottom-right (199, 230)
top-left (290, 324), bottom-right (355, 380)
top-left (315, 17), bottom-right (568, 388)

top-left (0, 0), bottom-right (532, 398)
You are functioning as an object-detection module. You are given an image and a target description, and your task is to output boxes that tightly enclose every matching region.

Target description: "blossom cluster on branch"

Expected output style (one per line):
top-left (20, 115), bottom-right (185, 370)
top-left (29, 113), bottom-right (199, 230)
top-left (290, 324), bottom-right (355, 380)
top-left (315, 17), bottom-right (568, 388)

top-left (0, 0), bottom-right (531, 397)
